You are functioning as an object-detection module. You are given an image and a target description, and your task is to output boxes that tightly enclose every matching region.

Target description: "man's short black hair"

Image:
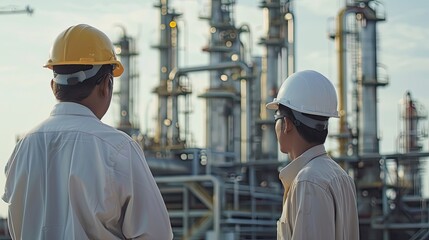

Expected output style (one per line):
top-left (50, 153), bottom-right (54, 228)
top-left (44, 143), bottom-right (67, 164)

top-left (52, 64), bottom-right (113, 102)
top-left (278, 104), bottom-right (329, 144)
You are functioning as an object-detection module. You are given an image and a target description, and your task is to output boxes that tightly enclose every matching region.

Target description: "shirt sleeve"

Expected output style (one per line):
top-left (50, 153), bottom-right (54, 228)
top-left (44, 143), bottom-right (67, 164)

top-left (289, 181), bottom-right (335, 240)
top-left (114, 141), bottom-right (173, 240)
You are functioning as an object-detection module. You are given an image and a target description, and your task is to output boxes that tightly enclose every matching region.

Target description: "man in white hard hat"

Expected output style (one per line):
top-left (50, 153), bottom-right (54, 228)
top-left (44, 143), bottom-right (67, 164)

top-left (2, 24), bottom-right (173, 240)
top-left (266, 70), bottom-right (359, 240)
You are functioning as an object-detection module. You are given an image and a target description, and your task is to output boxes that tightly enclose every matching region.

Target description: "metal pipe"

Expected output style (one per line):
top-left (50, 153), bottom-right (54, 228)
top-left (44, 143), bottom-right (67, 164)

top-left (155, 175), bottom-right (222, 240)
top-left (286, 11), bottom-right (296, 76)
top-left (168, 61), bottom-right (252, 80)
top-left (335, 6), bottom-right (359, 155)
top-left (169, 61), bottom-right (252, 165)
top-left (170, 16), bottom-right (180, 146)
top-left (156, 0), bottom-right (170, 147)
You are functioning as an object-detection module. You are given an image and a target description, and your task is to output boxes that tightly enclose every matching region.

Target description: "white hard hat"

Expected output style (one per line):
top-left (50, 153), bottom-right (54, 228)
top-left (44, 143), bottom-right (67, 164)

top-left (266, 70), bottom-right (339, 118)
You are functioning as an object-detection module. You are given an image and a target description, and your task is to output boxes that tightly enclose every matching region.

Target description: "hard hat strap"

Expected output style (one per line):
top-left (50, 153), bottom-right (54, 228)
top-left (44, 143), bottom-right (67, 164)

top-left (53, 65), bottom-right (102, 85)
top-left (292, 110), bottom-right (328, 131)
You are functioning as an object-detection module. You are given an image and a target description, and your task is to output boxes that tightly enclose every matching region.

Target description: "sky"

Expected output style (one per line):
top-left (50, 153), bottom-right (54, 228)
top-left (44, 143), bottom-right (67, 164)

top-left (0, 0), bottom-right (428, 218)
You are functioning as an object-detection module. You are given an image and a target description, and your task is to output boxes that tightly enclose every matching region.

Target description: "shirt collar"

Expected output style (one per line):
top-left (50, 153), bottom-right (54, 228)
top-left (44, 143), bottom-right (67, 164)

top-left (50, 102), bottom-right (98, 119)
top-left (279, 144), bottom-right (327, 195)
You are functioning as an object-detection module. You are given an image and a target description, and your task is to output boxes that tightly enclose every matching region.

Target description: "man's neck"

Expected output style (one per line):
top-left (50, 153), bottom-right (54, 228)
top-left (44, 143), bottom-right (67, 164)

top-left (289, 142), bottom-right (318, 160)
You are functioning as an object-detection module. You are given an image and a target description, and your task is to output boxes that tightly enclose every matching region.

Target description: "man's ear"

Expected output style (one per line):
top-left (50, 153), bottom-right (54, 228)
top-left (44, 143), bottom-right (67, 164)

top-left (98, 75), bottom-right (109, 97)
top-left (50, 79), bottom-right (54, 91)
top-left (283, 117), bottom-right (293, 134)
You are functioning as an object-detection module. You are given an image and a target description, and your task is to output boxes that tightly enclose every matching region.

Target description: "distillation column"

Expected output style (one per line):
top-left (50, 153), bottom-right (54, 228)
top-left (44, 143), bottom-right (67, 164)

top-left (333, 1), bottom-right (386, 156)
top-left (153, 0), bottom-right (183, 149)
top-left (114, 27), bottom-right (140, 137)
top-left (401, 91), bottom-right (426, 153)
top-left (333, 1), bottom-right (386, 239)
top-left (358, 4), bottom-right (386, 155)
top-left (202, 0), bottom-right (242, 162)
top-left (259, 0), bottom-right (295, 160)
top-left (398, 92), bottom-right (427, 194)
top-left (356, 3), bottom-right (387, 211)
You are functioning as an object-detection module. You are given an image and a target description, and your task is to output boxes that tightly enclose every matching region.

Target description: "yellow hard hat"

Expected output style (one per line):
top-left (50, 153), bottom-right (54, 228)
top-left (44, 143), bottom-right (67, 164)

top-left (44, 24), bottom-right (124, 77)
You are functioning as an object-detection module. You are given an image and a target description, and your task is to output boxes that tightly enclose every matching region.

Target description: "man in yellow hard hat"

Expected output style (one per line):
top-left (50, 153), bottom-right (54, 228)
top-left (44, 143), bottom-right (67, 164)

top-left (266, 70), bottom-right (359, 240)
top-left (2, 24), bottom-right (173, 240)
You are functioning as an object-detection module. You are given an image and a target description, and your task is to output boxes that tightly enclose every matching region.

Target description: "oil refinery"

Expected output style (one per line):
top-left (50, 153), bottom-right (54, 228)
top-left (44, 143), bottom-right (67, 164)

top-left (106, 0), bottom-right (429, 239)
top-left (1, 0), bottom-right (428, 239)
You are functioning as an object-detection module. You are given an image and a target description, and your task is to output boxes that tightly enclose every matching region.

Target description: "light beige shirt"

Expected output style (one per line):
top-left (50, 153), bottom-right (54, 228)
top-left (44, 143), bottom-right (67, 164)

top-left (277, 145), bottom-right (359, 240)
top-left (3, 102), bottom-right (173, 240)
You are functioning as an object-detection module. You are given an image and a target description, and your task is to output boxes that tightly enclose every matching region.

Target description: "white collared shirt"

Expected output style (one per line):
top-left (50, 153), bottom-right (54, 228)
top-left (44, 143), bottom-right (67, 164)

top-left (277, 145), bottom-right (359, 240)
top-left (3, 102), bottom-right (173, 240)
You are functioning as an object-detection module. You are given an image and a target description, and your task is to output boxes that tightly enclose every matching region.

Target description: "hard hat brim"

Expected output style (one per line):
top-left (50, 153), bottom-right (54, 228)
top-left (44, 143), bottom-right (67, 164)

top-left (44, 60), bottom-right (124, 78)
top-left (266, 99), bottom-right (280, 110)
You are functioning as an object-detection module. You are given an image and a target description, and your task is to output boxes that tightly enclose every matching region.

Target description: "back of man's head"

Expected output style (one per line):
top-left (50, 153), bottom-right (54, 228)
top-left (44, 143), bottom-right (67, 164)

top-left (51, 64), bottom-right (113, 102)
